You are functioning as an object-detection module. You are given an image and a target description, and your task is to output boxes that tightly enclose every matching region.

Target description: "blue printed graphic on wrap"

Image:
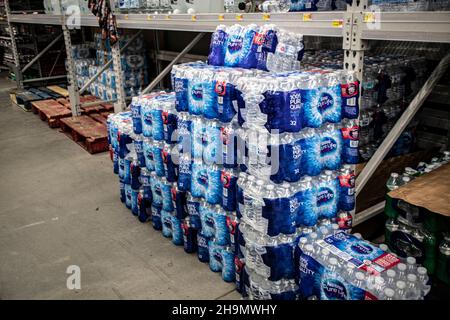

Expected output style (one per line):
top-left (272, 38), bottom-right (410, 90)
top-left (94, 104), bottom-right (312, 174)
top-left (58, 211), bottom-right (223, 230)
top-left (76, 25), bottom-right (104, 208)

top-left (123, 157), bottom-right (131, 184)
top-left (161, 210), bottom-right (173, 238)
top-left (205, 166), bottom-right (223, 205)
top-left (294, 186), bottom-right (317, 227)
top-left (150, 108), bottom-right (164, 141)
top-left (131, 189), bottom-right (139, 216)
top-left (199, 205), bottom-right (215, 238)
top-left (188, 79), bottom-right (204, 116)
top-left (191, 161), bottom-right (207, 199)
top-left (151, 205), bottom-right (162, 230)
top-left (174, 76), bottom-right (189, 112)
top-left (320, 126), bottom-right (343, 171)
top-left (262, 196), bottom-right (295, 236)
top-left (203, 121), bottom-right (222, 165)
top-left (318, 85), bottom-right (342, 124)
top-left (301, 87), bottom-right (322, 128)
top-left (187, 197), bottom-right (202, 230)
top-left (315, 178), bottom-right (339, 220)
top-left (221, 249), bottom-right (236, 282)
top-left (224, 25), bottom-right (245, 68)
top-left (131, 99), bottom-right (142, 134)
top-left (141, 102), bottom-right (153, 138)
top-left (177, 155), bottom-right (192, 192)
top-left (238, 25), bottom-right (259, 69)
top-left (171, 215), bottom-right (184, 246)
top-left (143, 139), bottom-right (155, 171)
top-left (133, 138), bottom-right (146, 167)
top-left (262, 242), bottom-right (297, 281)
top-left (152, 144), bottom-right (165, 177)
top-left (161, 181), bottom-right (174, 212)
top-left (213, 210), bottom-right (230, 246)
top-left (191, 118), bottom-right (205, 160)
top-left (151, 178), bottom-right (163, 208)
top-left (176, 115), bottom-right (191, 154)
top-left (209, 241), bottom-right (225, 273)
top-left (125, 183), bottom-right (132, 209)
top-left (208, 27), bottom-right (228, 66)
top-left (197, 232), bottom-right (210, 263)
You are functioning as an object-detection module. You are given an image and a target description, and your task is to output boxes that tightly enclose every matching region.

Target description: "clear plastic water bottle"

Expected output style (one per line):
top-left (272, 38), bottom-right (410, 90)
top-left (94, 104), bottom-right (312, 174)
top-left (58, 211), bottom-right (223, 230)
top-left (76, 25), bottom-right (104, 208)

top-left (395, 280), bottom-right (407, 300)
top-left (258, 0), bottom-right (292, 12)
top-left (383, 288), bottom-right (395, 300)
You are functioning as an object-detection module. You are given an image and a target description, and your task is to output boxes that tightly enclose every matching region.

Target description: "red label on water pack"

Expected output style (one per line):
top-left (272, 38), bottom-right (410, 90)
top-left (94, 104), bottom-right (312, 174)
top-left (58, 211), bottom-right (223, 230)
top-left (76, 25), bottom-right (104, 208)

top-left (162, 150), bottom-right (168, 163)
top-left (253, 32), bottom-right (265, 45)
top-left (215, 81), bottom-right (227, 96)
top-left (341, 81), bottom-right (359, 97)
top-left (171, 187), bottom-right (177, 202)
top-left (364, 292), bottom-right (378, 300)
top-left (221, 171), bottom-right (231, 188)
top-left (181, 221), bottom-right (189, 235)
top-left (372, 252), bottom-right (401, 271)
top-left (341, 125), bottom-right (359, 140)
top-left (162, 111), bottom-right (169, 124)
top-left (137, 193), bottom-right (143, 206)
top-left (338, 173), bottom-right (355, 188)
top-left (220, 127), bottom-right (231, 145)
top-left (336, 213), bottom-right (352, 230)
top-left (226, 216), bottom-right (237, 235)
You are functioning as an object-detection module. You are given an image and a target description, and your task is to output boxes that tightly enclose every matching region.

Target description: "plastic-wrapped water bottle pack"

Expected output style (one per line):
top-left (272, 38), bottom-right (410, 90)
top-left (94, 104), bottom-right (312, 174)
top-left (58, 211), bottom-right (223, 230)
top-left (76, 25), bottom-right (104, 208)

top-left (297, 225), bottom-right (431, 300)
top-left (208, 23), bottom-right (304, 73)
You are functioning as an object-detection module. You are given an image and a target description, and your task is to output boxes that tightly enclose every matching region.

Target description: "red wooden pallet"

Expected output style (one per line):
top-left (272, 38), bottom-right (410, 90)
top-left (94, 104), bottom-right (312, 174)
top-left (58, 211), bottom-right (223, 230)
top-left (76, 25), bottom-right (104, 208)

top-left (31, 100), bottom-right (72, 128)
top-left (102, 103), bottom-right (114, 112)
top-left (59, 116), bottom-right (109, 154)
top-left (89, 113), bottom-right (108, 126)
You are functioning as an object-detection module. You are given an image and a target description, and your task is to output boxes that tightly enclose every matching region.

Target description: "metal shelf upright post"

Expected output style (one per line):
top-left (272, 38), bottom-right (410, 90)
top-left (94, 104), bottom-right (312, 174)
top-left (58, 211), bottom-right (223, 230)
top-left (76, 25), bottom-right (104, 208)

top-left (61, 7), bottom-right (81, 116)
top-left (4, 0), bottom-right (22, 88)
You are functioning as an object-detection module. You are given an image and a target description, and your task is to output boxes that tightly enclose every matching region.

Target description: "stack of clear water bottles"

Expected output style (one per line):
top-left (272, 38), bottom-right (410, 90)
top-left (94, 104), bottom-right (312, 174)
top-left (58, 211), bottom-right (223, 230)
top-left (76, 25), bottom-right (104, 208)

top-left (72, 32), bottom-right (150, 101)
top-left (298, 224), bottom-right (430, 300)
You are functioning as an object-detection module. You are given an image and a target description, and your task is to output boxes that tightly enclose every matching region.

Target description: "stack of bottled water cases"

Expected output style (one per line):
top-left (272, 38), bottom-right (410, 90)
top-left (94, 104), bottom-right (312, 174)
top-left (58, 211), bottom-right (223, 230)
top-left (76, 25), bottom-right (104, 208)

top-left (72, 32), bottom-right (150, 101)
top-left (232, 69), bottom-right (361, 299)
top-left (298, 224), bottom-right (431, 300)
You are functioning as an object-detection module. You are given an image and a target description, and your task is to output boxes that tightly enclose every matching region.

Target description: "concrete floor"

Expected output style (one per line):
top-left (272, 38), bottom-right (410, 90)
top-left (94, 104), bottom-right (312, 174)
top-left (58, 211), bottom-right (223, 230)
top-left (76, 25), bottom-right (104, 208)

top-left (0, 75), bottom-right (240, 300)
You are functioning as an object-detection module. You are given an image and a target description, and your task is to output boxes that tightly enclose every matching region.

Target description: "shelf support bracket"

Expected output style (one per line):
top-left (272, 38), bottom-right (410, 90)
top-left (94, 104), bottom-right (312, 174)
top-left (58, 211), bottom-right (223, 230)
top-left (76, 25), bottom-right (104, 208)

top-left (21, 33), bottom-right (63, 74)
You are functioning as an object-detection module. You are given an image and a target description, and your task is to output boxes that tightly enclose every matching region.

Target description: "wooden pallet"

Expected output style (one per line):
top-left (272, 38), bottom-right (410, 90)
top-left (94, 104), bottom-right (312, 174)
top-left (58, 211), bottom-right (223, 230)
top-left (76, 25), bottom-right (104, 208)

top-left (89, 113), bottom-right (108, 126)
top-left (59, 116), bottom-right (109, 154)
top-left (47, 85), bottom-right (69, 98)
top-left (31, 100), bottom-right (72, 128)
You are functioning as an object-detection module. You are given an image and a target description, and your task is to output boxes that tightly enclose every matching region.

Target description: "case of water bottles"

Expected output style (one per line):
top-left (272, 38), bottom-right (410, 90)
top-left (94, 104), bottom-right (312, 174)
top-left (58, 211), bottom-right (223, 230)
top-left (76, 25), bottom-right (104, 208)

top-left (298, 225), bottom-right (431, 300)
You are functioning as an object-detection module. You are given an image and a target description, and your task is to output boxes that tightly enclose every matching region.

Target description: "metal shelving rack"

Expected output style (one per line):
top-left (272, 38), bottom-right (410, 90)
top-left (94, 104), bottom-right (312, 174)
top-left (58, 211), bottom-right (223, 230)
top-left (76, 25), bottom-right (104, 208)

top-left (5, 0), bottom-right (450, 226)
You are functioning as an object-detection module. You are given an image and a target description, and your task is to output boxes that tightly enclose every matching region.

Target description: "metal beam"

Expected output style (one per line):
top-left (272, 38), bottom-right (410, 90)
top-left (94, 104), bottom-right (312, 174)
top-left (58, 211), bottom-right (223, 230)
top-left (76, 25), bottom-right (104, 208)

top-left (353, 201), bottom-right (386, 227)
top-left (355, 53), bottom-right (450, 195)
top-left (79, 30), bottom-right (143, 95)
top-left (22, 75), bottom-right (67, 83)
top-left (21, 33), bottom-right (63, 73)
top-left (142, 32), bottom-right (205, 95)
